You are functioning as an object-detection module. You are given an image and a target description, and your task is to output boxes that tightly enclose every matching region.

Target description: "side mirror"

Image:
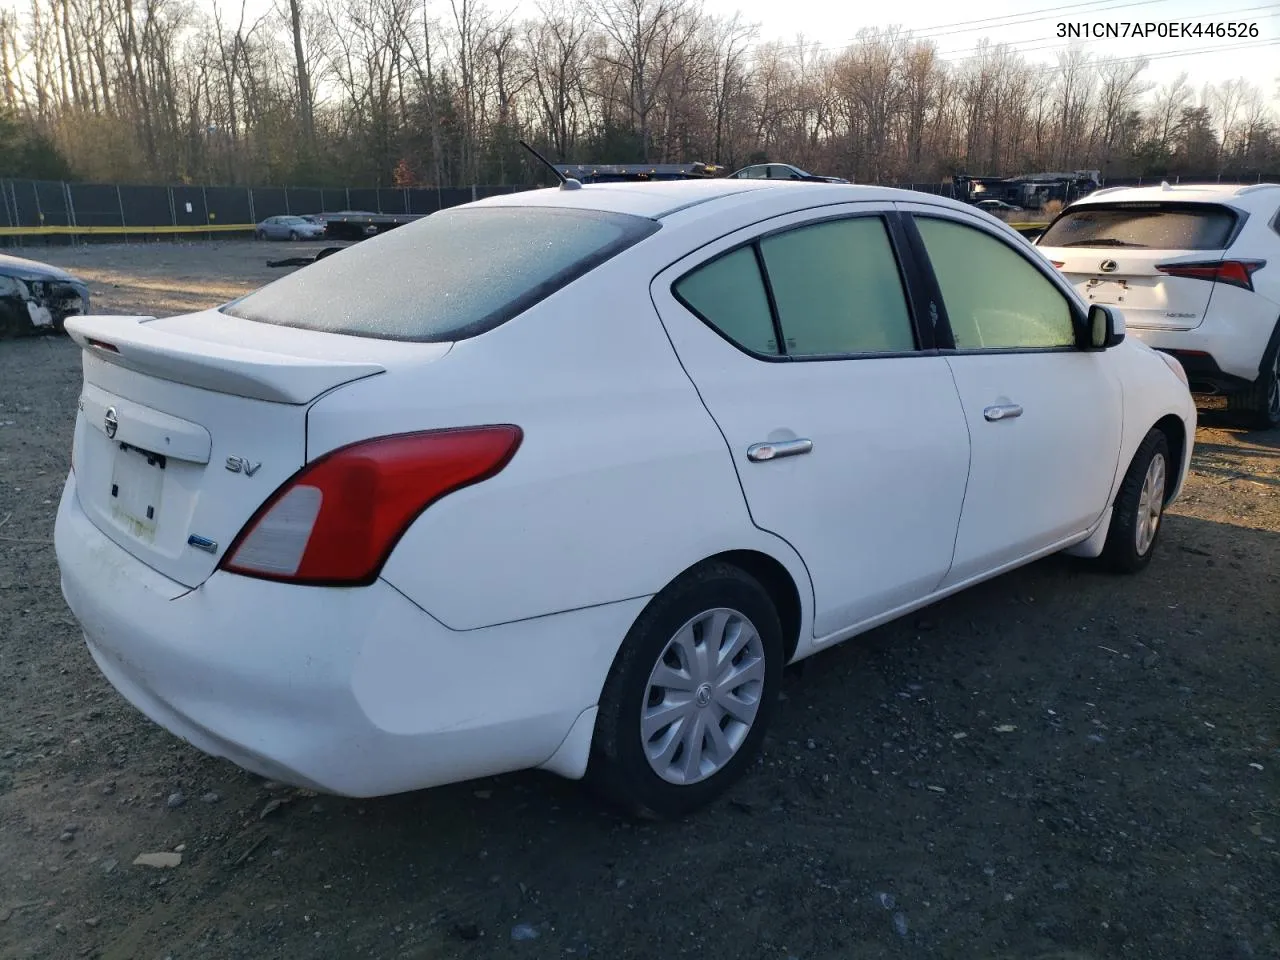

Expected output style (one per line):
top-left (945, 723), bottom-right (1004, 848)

top-left (1087, 304), bottom-right (1125, 349)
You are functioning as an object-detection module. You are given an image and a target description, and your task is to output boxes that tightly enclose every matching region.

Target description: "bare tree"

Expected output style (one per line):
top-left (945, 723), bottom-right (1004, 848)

top-left (593, 0), bottom-right (699, 161)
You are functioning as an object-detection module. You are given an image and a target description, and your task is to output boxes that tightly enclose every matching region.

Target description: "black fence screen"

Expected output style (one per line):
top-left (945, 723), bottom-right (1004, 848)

top-left (0, 178), bottom-right (529, 233)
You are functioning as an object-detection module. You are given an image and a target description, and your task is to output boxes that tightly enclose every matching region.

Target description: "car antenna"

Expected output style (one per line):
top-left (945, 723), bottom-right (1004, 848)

top-left (519, 139), bottom-right (581, 191)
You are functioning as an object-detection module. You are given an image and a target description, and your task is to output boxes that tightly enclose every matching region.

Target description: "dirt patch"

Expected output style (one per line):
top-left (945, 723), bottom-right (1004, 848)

top-left (0, 242), bottom-right (1277, 960)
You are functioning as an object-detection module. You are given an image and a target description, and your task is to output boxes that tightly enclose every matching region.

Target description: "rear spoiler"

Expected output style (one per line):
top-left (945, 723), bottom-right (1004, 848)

top-left (65, 315), bottom-right (385, 405)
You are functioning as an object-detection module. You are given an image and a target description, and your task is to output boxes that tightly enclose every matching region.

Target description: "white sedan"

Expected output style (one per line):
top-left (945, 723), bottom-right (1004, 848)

top-left (55, 180), bottom-right (1196, 818)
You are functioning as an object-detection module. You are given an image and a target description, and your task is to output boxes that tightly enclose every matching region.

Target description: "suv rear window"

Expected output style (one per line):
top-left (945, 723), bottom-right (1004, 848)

top-left (1038, 202), bottom-right (1238, 251)
top-left (223, 206), bottom-right (659, 341)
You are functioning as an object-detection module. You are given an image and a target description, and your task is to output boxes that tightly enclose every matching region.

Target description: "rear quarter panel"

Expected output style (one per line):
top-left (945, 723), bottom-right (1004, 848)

top-left (305, 250), bottom-right (814, 633)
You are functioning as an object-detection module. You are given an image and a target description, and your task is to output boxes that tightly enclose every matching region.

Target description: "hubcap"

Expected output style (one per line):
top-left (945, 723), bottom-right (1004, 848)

top-left (1135, 452), bottom-right (1167, 556)
top-left (640, 608), bottom-right (766, 786)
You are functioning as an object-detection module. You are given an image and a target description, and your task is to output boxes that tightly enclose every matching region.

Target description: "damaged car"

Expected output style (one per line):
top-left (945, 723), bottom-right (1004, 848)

top-left (0, 252), bottom-right (90, 338)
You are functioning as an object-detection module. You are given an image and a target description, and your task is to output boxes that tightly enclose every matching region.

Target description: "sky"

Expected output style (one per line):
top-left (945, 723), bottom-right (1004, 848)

top-left (723, 0), bottom-right (1280, 94)
top-left (3, 0), bottom-right (1277, 98)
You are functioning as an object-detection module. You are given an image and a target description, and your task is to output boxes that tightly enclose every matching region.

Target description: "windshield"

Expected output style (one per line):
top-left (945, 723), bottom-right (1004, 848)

top-left (1039, 202), bottom-right (1238, 250)
top-left (224, 206), bottom-right (659, 341)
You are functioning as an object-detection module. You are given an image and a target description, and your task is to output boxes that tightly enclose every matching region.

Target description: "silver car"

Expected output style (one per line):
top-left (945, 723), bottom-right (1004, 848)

top-left (254, 215), bottom-right (327, 241)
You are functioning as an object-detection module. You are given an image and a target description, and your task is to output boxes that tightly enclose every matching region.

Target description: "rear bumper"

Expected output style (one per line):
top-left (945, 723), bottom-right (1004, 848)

top-left (54, 473), bottom-right (646, 796)
top-left (1125, 300), bottom-right (1277, 389)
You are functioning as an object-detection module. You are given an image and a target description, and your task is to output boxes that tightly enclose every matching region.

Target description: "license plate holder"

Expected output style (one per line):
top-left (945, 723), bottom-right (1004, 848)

top-left (1085, 278), bottom-right (1128, 304)
top-left (109, 444), bottom-right (165, 539)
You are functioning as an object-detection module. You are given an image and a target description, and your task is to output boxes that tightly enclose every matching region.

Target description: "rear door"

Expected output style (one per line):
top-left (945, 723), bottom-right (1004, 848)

top-left (899, 204), bottom-right (1124, 585)
top-left (1037, 201), bottom-right (1240, 330)
top-left (650, 205), bottom-right (971, 638)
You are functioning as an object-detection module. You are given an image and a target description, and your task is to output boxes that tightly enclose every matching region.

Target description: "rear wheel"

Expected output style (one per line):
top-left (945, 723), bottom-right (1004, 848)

top-left (289, 230), bottom-right (300, 241)
top-left (255, 230), bottom-right (266, 241)
top-left (1098, 428), bottom-right (1171, 574)
top-left (1226, 333), bottom-right (1280, 430)
top-left (588, 562), bottom-right (783, 819)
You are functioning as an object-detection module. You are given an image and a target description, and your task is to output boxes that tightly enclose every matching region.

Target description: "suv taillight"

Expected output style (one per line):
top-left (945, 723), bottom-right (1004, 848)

top-left (221, 426), bottom-right (522, 585)
top-left (1156, 259), bottom-right (1266, 291)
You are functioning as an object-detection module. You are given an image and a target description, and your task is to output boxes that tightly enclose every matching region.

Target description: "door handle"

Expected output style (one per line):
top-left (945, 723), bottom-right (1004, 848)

top-left (747, 438), bottom-right (813, 462)
top-left (983, 403), bottom-right (1024, 422)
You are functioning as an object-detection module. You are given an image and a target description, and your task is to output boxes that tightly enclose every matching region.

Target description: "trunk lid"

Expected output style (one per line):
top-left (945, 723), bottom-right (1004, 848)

top-left (1044, 248), bottom-right (1224, 330)
top-left (65, 312), bottom-right (449, 587)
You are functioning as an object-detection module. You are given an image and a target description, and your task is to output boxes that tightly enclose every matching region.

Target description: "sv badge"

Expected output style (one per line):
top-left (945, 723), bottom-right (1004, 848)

top-left (225, 456), bottom-right (262, 476)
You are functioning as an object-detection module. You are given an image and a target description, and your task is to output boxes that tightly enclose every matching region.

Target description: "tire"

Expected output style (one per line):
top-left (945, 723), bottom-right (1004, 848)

top-left (289, 230), bottom-right (300, 241)
top-left (588, 562), bottom-right (784, 820)
top-left (1226, 328), bottom-right (1280, 430)
top-left (1098, 428), bottom-right (1171, 574)
top-left (255, 230), bottom-right (265, 241)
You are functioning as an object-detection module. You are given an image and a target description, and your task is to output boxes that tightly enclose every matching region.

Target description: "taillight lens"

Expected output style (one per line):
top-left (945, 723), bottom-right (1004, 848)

top-left (1156, 259), bottom-right (1266, 291)
top-left (221, 425), bottom-right (522, 585)
top-left (1050, 260), bottom-right (1065, 269)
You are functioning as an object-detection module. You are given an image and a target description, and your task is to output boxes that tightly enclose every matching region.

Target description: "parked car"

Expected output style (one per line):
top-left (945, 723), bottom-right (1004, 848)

top-left (726, 162), bottom-right (850, 184)
top-left (321, 210), bottom-right (412, 241)
top-left (55, 180), bottom-right (1195, 818)
top-left (975, 199), bottom-right (1025, 214)
top-left (1037, 182), bottom-right (1280, 427)
top-left (254, 215), bottom-right (327, 241)
top-left (0, 252), bottom-right (89, 338)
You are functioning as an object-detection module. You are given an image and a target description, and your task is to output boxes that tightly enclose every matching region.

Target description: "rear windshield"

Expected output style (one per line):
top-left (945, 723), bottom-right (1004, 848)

top-left (223, 206), bottom-right (659, 341)
top-left (1038, 202), bottom-right (1238, 250)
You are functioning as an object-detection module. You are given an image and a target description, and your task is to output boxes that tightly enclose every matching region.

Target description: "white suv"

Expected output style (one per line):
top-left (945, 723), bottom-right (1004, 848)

top-left (1037, 183), bottom-right (1280, 427)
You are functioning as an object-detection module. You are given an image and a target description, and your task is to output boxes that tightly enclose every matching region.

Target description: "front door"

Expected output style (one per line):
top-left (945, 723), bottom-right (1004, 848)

top-left (898, 205), bottom-right (1124, 586)
top-left (650, 206), bottom-right (972, 638)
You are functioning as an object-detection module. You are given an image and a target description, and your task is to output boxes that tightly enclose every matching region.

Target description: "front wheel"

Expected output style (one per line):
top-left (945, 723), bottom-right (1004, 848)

top-left (588, 562), bottom-right (784, 819)
top-left (1098, 428), bottom-right (1171, 573)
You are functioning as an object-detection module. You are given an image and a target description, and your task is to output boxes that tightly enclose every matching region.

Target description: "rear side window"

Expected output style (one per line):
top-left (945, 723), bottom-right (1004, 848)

top-left (760, 218), bottom-right (915, 356)
top-left (674, 247), bottom-right (779, 355)
top-left (674, 216), bottom-right (916, 358)
top-left (224, 207), bottom-right (659, 341)
top-left (1038, 202), bottom-right (1238, 250)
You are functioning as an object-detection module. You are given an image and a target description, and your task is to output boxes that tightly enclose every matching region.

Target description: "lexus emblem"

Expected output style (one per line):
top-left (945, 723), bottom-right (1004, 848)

top-left (103, 407), bottom-right (118, 439)
top-left (1100, 259), bottom-right (1118, 273)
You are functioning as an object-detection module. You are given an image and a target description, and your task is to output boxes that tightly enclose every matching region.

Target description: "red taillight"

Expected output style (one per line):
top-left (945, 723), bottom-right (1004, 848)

top-left (221, 425), bottom-right (522, 586)
top-left (85, 337), bottom-right (119, 352)
top-left (1156, 259), bottom-right (1266, 291)
top-left (1050, 260), bottom-right (1065, 269)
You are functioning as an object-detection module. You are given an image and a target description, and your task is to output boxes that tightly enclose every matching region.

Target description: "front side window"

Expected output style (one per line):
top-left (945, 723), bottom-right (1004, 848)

top-left (225, 206), bottom-right (659, 341)
top-left (916, 217), bottom-right (1076, 350)
top-left (759, 218), bottom-right (916, 356)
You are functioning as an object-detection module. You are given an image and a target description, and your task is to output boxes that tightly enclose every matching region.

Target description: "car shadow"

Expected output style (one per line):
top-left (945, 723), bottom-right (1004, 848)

top-left (209, 512), bottom-right (1279, 958)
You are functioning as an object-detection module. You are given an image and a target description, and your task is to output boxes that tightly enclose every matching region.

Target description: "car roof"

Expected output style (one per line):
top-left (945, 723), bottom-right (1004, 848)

top-left (470, 179), bottom-right (980, 220)
top-left (1071, 182), bottom-right (1280, 211)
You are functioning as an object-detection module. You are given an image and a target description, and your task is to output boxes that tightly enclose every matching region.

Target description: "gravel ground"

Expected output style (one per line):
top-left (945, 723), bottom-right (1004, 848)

top-left (1, 241), bottom-right (1277, 960)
